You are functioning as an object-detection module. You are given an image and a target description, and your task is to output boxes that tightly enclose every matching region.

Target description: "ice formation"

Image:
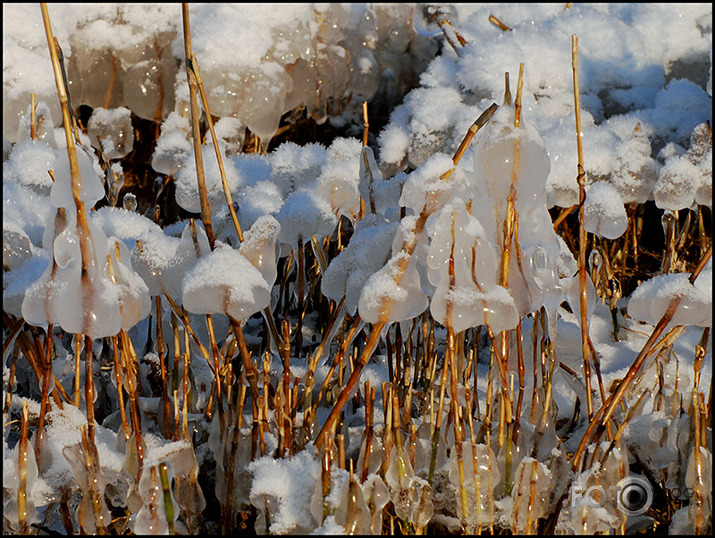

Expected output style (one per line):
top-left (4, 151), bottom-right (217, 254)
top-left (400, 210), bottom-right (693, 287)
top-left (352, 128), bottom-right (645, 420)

top-left (627, 260), bottom-right (712, 328)
top-left (20, 142), bottom-right (151, 338)
top-left (182, 243), bottom-right (271, 321)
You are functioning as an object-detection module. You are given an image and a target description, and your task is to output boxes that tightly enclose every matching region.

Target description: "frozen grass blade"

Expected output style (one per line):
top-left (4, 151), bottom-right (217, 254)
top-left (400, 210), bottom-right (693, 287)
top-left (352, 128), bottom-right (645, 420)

top-left (158, 462), bottom-right (176, 535)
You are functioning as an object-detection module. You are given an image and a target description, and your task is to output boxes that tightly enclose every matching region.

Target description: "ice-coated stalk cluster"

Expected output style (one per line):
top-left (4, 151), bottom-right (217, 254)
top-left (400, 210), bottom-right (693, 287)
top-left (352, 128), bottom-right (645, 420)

top-left (355, 101), bottom-right (583, 340)
top-left (21, 144), bottom-right (150, 339)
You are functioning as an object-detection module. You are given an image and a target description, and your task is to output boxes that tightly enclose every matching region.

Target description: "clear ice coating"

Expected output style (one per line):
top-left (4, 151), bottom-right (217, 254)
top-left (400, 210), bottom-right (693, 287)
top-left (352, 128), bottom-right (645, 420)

top-left (358, 250), bottom-right (429, 324)
top-left (427, 201), bottom-right (519, 334)
top-left (447, 441), bottom-right (500, 532)
top-left (86, 107), bottom-right (134, 160)
top-left (412, 4), bottom-right (458, 37)
top-left (510, 457), bottom-right (551, 534)
top-left (322, 216), bottom-right (398, 315)
top-left (50, 145), bottom-right (106, 210)
top-left (334, 471), bottom-right (372, 534)
top-left (685, 446), bottom-right (712, 531)
top-left (384, 444), bottom-right (434, 527)
top-left (3, 432), bottom-right (41, 532)
top-left (133, 463), bottom-right (180, 535)
top-left (62, 439), bottom-right (112, 534)
top-left (238, 215), bottom-right (281, 288)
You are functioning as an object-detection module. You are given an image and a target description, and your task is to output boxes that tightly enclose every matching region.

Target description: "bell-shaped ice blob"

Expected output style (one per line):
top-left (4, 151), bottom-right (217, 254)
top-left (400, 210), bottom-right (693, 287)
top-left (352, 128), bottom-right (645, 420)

top-left (428, 201), bottom-right (519, 334)
top-left (316, 138), bottom-right (362, 221)
top-left (627, 260), bottom-right (712, 328)
top-left (182, 244), bottom-right (271, 321)
top-left (22, 210), bottom-right (151, 338)
top-left (238, 215), bottom-right (281, 288)
top-left (62, 439), bottom-right (111, 535)
top-left (133, 463), bottom-right (180, 535)
top-left (5, 138), bottom-right (57, 196)
top-left (584, 181), bottom-right (628, 240)
top-left (322, 215), bottom-right (399, 315)
top-left (447, 442), bottom-right (500, 533)
top-left (50, 147), bottom-right (106, 210)
top-left (86, 107), bottom-right (134, 160)
top-left (655, 123), bottom-right (712, 211)
top-left (474, 104), bottom-right (552, 227)
top-left (358, 249), bottom-right (429, 325)
top-left (132, 221), bottom-right (210, 303)
top-left (511, 458), bottom-right (552, 534)
top-left (151, 112), bottom-right (192, 177)
top-left (105, 237), bottom-right (152, 331)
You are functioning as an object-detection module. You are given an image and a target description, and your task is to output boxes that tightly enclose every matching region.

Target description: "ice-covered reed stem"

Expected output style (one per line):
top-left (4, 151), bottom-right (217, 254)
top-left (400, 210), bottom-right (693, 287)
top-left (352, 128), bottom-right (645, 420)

top-left (512, 320), bottom-right (526, 446)
top-left (279, 319), bottom-right (293, 456)
top-left (119, 329), bottom-right (146, 476)
top-left (182, 3), bottom-right (215, 249)
top-left (443, 210), bottom-right (470, 521)
top-left (111, 335), bottom-right (130, 440)
top-left (296, 236), bottom-right (306, 354)
top-left (35, 323), bottom-right (54, 462)
top-left (204, 317), bottom-right (222, 427)
top-left (361, 383), bottom-right (377, 482)
top-left (321, 431), bottom-right (333, 522)
top-left (571, 34), bottom-right (596, 420)
top-left (17, 401), bottom-right (31, 534)
top-left (154, 296), bottom-right (172, 439)
top-left (190, 48), bottom-right (244, 243)
top-left (530, 340), bottom-right (557, 460)
top-left (690, 327), bottom-right (710, 534)
top-left (161, 289), bottom-right (210, 363)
